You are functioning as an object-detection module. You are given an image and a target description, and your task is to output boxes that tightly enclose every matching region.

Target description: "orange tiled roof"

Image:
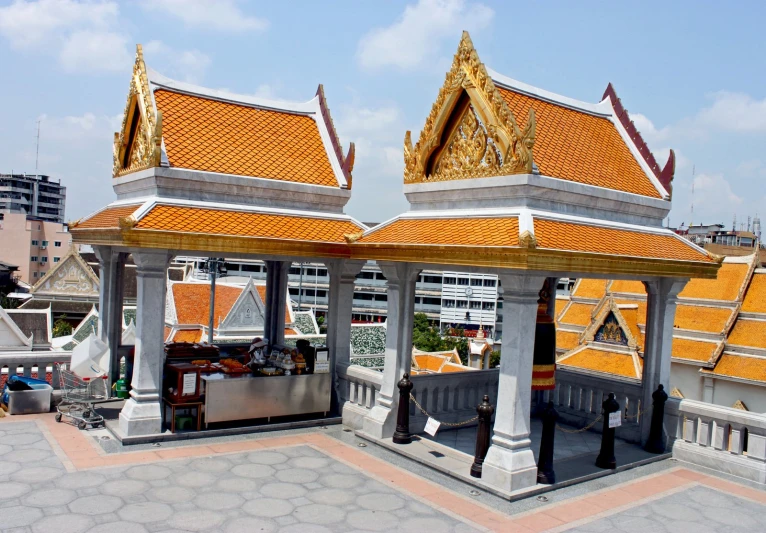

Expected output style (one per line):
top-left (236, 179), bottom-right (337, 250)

top-left (559, 348), bottom-right (640, 379)
top-left (614, 299), bottom-right (647, 325)
top-left (357, 217), bottom-right (519, 246)
top-left (559, 302), bottom-right (595, 327)
top-left (414, 354), bottom-right (446, 372)
top-left (497, 87), bottom-right (662, 198)
top-left (440, 363), bottom-right (473, 373)
top-left (743, 273), bottom-right (766, 314)
top-left (728, 319), bottom-right (766, 349)
top-left (609, 280), bottom-right (646, 295)
top-left (75, 205), bottom-right (139, 229)
top-left (674, 305), bottom-right (733, 334)
top-left (534, 219), bottom-right (714, 262)
top-left (172, 283), bottom-right (241, 326)
top-left (164, 326), bottom-right (172, 342)
top-left (679, 263), bottom-right (750, 301)
top-left (284, 328), bottom-right (298, 336)
top-left (136, 205), bottom-right (361, 243)
top-left (172, 329), bottom-right (203, 343)
top-left (556, 330), bottom-right (581, 351)
top-left (554, 298), bottom-right (568, 320)
top-left (572, 279), bottom-right (608, 300)
top-left (154, 90), bottom-right (338, 187)
top-left (672, 337), bottom-right (720, 363)
top-left (707, 354), bottom-right (766, 383)
top-left (618, 306), bottom-right (642, 346)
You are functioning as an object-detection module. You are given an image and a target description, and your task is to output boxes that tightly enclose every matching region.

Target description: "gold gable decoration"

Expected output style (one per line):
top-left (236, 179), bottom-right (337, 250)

top-left (403, 31), bottom-right (536, 184)
top-left (113, 44), bottom-right (163, 178)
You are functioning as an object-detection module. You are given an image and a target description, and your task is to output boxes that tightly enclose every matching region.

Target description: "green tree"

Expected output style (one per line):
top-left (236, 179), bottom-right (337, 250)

top-left (412, 313), bottom-right (443, 352)
top-left (489, 350), bottom-right (501, 368)
top-left (53, 315), bottom-right (73, 338)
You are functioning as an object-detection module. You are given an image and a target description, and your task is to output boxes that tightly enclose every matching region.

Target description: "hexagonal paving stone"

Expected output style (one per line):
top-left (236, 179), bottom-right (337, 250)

top-left (0, 459), bottom-right (21, 477)
top-left (1, 505), bottom-right (44, 528)
top-left (166, 509), bottom-right (226, 531)
top-left (0, 432), bottom-right (42, 445)
top-left (100, 479), bottom-right (150, 497)
top-left (242, 497), bottom-right (294, 518)
top-left (275, 467), bottom-right (319, 484)
top-left (56, 472), bottom-right (106, 489)
top-left (357, 492), bottom-right (406, 511)
top-left (306, 488), bottom-right (355, 506)
top-left (69, 495), bottom-right (124, 515)
top-left (193, 492), bottom-right (244, 511)
top-left (173, 471), bottom-right (217, 488)
top-left (126, 464), bottom-right (172, 481)
top-left (0, 481), bottom-right (32, 499)
top-left (216, 477), bottom-right (259, 492)
top-left (223, 517), bottom-right (278, 533)
top-left (289, 456), bottom-right (330, 469)
top-left (0, 443), bottom-right (13, 455)
top-left (31, 513), bottom-right (95, 533)
top-left (246, 451), bottom-right (288, 465)
top-left (147, 486), bottom-right (196, 503)
top-left (118, 502), bottom-right (173, 523)
top-left (230, 463), bottom-right (275, 479)
top-left (259, 482), bottom-right (308, 499)
top-left (23, 488), bottom-right (77, 507)
top-left (189, 457), bottom-right (232, 473)
top-left (400, 516), bottom-right (453, 533)
top-left (4, 448), bottom-right (53, 463)
top-left (11, 466), bottom-right (63, 483)
top-left (84, 522), bottom-right (149, 533)
top-left (278, 524), bottom-right (334, 533)
top-left (293, 503), bottom-right (346, 525)
top-left (347, 509), bottom-right (400, 531)
top-left (320, 473), bottom-right (363, 489)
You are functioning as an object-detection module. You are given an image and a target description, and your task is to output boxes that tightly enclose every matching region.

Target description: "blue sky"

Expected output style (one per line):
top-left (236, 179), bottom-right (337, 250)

top-left (1, 0), bottom-right (765, 231)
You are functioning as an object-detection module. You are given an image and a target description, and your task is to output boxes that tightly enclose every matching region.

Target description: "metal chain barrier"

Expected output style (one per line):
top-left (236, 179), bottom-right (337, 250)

top-left (409, 393), bottom-right (478, 427)
top-left (555, 414), bottom-right (602, 434)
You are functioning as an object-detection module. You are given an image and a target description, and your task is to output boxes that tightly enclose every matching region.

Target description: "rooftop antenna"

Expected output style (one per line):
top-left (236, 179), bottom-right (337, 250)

top-left (35, 119), bottom-right (41, 176)
top-left (690, 165), bottom-right (695, 227)
top-left (733, 214), bottom-right (737, 232)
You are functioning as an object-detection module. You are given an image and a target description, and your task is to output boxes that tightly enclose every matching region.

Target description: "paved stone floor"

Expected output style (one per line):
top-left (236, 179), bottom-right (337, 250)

top-left (3, 414), bottom-right (766, 532)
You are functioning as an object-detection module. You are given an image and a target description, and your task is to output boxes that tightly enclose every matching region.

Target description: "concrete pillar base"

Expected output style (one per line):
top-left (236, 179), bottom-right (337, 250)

top-left (119, 397), bottom-right (162, 436)
top-left (362, 402), bottom-right (395, 439)
top-left (481, 442), bottom-right (538, 493)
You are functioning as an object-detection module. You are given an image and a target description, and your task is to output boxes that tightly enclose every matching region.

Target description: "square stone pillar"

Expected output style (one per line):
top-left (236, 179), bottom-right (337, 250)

top-left (94, 246), bottom-right (126, 390)
top-left (264, 260), bottom-right (290, 345)
top-left (326, 259), bottom-right (365, 413)
top-left (482, 274), bottom-right (545, 493)
top-left (363, 262), bottom-right (421, 439)
top-left (119, 250), bottom-right (172, 436)
top-left (641, 278), bottom-right (687, 445)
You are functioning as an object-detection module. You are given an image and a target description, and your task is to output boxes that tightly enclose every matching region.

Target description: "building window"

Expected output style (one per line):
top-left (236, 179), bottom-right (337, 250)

top-left (54, 241), bottom-right (61, 247)
top-left (457, 278), bottom-right (469, 285)
top-left (357, 271), bottom-right (375, 279)
top-left (442, 299), bottom-right (456, 308)
top-left (41, 240), bottom-right (48, 246)
top-left (482, 302), bottom-right (495, 310)
top-left (423, 297), bottom-right (441, 306)
top-left (241, 264), bottom-right (260, 272)
top-left (53, 257), bottom-right (60, 263)
top-left (456, 300), bottom-right (468, 309)
top-left (470, 301), bottom-right (482, 309)
top-left (483, 279), bottom-right (496, 287)
top-left (31, 240), bottom-right (39, 246)
top-left (470, 278), bottom-right (483, 287)
top-left (31, 256), bottom-right (38, 262)
top-left (41, 256), bottom-right (48, 263)
top-left (375, 272), bottom-right (386, 280)
top-left (316, 269), bottom-right (328, 277)
top-left (289, 267), bottom-right (302, 275)
top-left (444, 277), bottom-right (457, 285)
top-left (33, 272), bottom-right (38, 278)
top-left (37, 224), bottom-right (41, 230)
top-left (422, 275), bottom-right (441, 284)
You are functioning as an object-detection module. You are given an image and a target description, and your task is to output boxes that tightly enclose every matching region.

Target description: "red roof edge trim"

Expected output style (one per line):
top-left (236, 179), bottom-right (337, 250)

top-left (315, 84), bottom-right (351, 187)
top-left (602, 83), bottom-right (674, 196)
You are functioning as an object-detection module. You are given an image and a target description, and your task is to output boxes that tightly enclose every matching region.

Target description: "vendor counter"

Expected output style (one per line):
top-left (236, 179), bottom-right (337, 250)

top-left (202, 372), bottom-right (331, 426)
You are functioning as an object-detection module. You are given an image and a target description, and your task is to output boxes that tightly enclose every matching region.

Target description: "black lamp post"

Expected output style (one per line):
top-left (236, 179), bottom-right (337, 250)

top-left (204, 258), bottom-right (227, 344)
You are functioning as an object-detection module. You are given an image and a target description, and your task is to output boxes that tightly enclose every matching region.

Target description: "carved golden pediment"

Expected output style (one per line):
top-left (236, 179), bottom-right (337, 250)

top-left (404, 31), bottom-right (536, 184)
top-left (113, 44), bottom-right (163, 178)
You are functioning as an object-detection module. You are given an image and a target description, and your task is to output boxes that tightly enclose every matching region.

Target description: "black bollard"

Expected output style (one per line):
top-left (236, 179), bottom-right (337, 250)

top-left (470, 395), bottom-right (495, 478)
top-left (595, 393), bottom-right (620, 469)
top-left (536, 401), bottom-right (558, 484)
top-left (393, 373), bottom-right (414, 444)
top-left (644, 384), bottom-right (669, 454)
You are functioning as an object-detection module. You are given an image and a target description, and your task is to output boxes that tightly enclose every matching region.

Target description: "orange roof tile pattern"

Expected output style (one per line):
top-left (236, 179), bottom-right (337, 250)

top-left (672, 338), bottom-right (720, 363)
top-left (497, 87), bottom-right (662, 198)
top-left (172, 283), bottom-right (241, 326)
top-left (610, 280), bottom-right (646, 295)
top-left (357, 217), bottom-right (519, 246)
top-left (136, 205), bottom-right (361, 243)
top-left (172, 329), bottom-right (203, 343)
top-left (414, 355), bottom-right (446, 372)
top-left (559, 348), bottom-right (639, 379)
top-left (708, 354), bottom-right (766, 383)
top-left (556, 330), bottom-right (581, 351)
top-left (618, 306), bottom-right (642, 345)
top-left (440, 363), bottom-right (472, 373)
top-left (674, 305), bottom-right (734, 334)
top-left (154, 90), bottom-right (338, 187)
top-left (559, 302), bottom-right (596, 327)
top-left (284, 328), bottom-right (298, 336)
top-left (75, 205), bottom-right (139, 229)
top-left (164, 326), bottom-right (172, 342)
top-left (533, 220), bottom-right (714, 262)
top-left (680, 263), bottom-right (749, 301)
top-left (728, 319), bottom-right (766, 349)
top-left (615, 299), bottom-right (647, 325)
top-left (572, 279), bottom-right (608, 300)
top-left (742, 273), bottom-right (766, 314)
top-left (554, 298), bottom-right (568, 320)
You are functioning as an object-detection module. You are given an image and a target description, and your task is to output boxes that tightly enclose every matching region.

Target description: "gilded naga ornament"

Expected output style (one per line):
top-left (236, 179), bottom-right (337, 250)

top-left (403, 32), bottom-right (537, 184)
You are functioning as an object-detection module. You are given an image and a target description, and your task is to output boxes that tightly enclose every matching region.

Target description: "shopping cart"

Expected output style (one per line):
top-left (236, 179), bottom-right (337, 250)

top-left (54, 362), bottom-right (107, 430)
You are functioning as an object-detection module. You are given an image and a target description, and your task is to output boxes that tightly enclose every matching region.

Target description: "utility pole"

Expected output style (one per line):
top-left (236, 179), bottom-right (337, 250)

top-left (206, 258), bottom-right (226, 344)
top-left (35, 119), bottom-right (41, 175)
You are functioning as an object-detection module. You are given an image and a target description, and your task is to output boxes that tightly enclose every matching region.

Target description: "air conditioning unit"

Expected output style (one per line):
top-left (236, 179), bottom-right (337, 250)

top-left (39, 261), bottom-right (45, 265)
top-left (40, 245), bottom-right (47, 249)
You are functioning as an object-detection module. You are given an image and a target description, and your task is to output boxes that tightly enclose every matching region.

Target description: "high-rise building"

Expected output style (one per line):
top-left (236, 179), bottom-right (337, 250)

top-left (0, 173), bottom-right (66, 223)
top-left (0, 213), bottom-right (72, 284)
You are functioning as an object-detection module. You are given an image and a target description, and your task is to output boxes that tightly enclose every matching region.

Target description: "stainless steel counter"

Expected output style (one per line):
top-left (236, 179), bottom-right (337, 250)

top-left (202, 373), bottom-right (331, 425)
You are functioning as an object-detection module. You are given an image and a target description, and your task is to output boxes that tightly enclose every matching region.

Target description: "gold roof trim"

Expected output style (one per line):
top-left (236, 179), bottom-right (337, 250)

top-left (113, 44), bottom-right (163, 178)
top-left (580, 297), bottom-right (640, 350)
top-left (403, 31), bottom-right (536, 184)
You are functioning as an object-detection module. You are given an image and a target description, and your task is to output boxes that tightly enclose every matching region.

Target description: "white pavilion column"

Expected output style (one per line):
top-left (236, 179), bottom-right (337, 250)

top-left (482, 273), bottom-right (545, 493)
top-left (94, 246), bottom-right (126, 389)
top-left (363, 262), bottom-right (420, 439)
top-left (641, 278), bottom-right (687, 445)
top-left (264, 260), bottom-right (290, 345)
top-left (119, 250), bottom-right (171, 436)
top-left (326, 259), bottom-right (365, 412)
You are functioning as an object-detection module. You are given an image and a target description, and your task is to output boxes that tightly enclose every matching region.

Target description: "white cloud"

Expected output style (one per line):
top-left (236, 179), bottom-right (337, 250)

top-left (736, 159), bottom-right (766, 178)
top-left (143, 41), bottom-right (211, 84)
top-left (38, 112), bottom-right (122, 143)
top-left (337, 106), bottom-right (400, 135)
top-left (357, 0), bottom-right (493, 70)
top-left (692, 173), bottom-right (743, 215)
top-left (139, 0), bottom-right (267, 32)
top-left (0, 0), bottom-right (130, 73)
top-left (696, 92), bottom-right (766, 132)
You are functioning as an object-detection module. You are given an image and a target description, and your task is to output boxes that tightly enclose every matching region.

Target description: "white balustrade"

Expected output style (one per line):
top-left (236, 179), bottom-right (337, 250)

top-left (0, 351), bottom-right (72, 391)
top-left (338, 362), bottom-right (383, 429)
top-left (667, 398), bottom-right (766, 484)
